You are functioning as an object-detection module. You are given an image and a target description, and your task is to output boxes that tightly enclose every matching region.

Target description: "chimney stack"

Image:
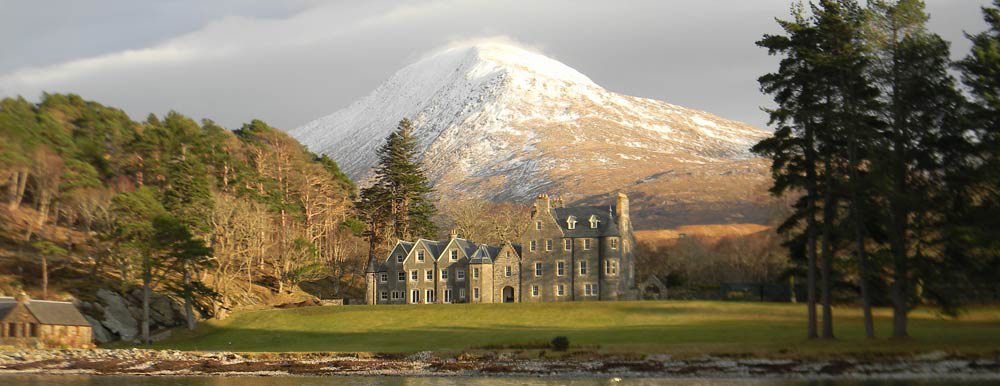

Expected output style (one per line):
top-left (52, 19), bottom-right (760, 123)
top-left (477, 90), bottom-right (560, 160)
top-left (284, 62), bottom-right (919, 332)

top-left (450, 228), bottom-right (458, 239)
top-left (535, 194), bottom-right (550, 214)
top-left (615, 192), bottom-right (630, 228)
top-left (15, 291), bottom-right (29, 305)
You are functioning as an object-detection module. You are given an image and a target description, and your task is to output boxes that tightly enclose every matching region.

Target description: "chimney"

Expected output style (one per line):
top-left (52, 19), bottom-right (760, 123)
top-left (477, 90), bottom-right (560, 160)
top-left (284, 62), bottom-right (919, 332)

top-left (615, 192), bottom-right (630, 230)
top-left (534, 194), bottom-right (550, 214)
top-left (15, 291), bottom-right (29, 305)
top-left (450, 228), bottom-right (458, 240)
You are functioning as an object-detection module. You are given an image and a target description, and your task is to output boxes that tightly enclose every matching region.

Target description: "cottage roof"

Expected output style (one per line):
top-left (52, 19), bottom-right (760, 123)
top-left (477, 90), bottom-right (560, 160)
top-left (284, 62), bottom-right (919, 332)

top-left (0, 297), bottom-right (91, 326)
top-left (415, 239), bottom-right (446, 260)
top-left (551, 206), bottom-right (621, 237)
top-left (469, 244), bottom-right (502, 264)
top-left (451, 238), bottom-right (479, 257)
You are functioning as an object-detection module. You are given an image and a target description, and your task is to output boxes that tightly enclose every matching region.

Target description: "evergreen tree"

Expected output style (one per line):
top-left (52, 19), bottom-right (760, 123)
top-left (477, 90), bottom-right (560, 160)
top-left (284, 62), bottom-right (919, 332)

top-left (365, 118), bottom-right (437, 241)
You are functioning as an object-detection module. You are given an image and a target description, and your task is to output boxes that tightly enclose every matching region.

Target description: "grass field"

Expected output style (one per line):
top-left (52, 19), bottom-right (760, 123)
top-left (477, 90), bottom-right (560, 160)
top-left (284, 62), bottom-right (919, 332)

top-left (150, 301), bottom-right (1000, 355)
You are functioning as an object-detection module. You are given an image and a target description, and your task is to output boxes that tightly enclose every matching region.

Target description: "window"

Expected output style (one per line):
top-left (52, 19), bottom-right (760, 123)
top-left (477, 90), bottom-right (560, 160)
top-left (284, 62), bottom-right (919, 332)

top-left (557, 284), bottom-right (565, 296)
top-left (450, 250), bottom-right (458, 261)
top-left (441, 269), bottom-right (449, 280)
top-left (398, 272), bottom-right (406, 281)
top-left (585, 284), bottom-right (596, 296)
top-left (579, 261), bottom-right (588, 275)
top-left (459, 288), bottom-right (466, 300)
top-left (417, 250), bottom-right (425, 262)
top-left (473, 287), bottom-right (480, 299)
top-left (610, 238), bottom-right (618, 249)
top-left (545, 239), bottom-right (553, 251)
top-left (536, 221), bottom-right (542, 230)
top-left (391, 291), bottom-right (401, 300)
top-left (396, 254), bottom-right (403, 263)
top-left (380, 291), bottom-right (388, 301)
top-left (425, 270), bottom-right (433, 281)
top-left (28, 323), bottom-right (37, 337)
top-left (473, 267), bottom-right (480, 279)
top-left (564, 239), bottom-right (572, 250)
top-left (426, 289), bottom-right (435, 303)
top-left (8, 323), bottom-right (17, 337)
top-left (589, 215), bottom-right (599, 228)
top-left (505, 266), bottom-right (512, 277)
top-left (535, 262), bottom-right (543, 277)
top-left (567, 216), bottom-right (577, 230)
top-left (529, 240), bottom-right (537, 251)
top-left (557, 261), bottom-right (565, 276)
top-left (380, 273), bottom-right (388, 283)
top-left (457, 269), bottom-right (465, 280)
top-left (584, 238), bottom-right (592, 250)
top-left (444, 289), bottom-right (453, 303)
top-left (532, 285), bottom-right (539, 297)
top-left (410, 270), bottom-right (418, 281)
top-left (605, 259), bottom-right (618, 276)
top-left (412, 290), bottom-right (420, 304)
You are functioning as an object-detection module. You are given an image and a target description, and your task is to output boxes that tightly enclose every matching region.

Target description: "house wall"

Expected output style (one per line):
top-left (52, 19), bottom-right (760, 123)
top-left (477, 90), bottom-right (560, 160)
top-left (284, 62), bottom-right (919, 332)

top-left (380, 244), bottom-right (410, 304)
top-left (0, 304), bottom-right (92, 348)
top-left (436, 241), bottom-right (470, 304)
top-left (402, 243), bottom-right (438, 304)
top-left (492, 244), bottom-right (520, 303)
top-left (522, 197), bottom-right (566, 302)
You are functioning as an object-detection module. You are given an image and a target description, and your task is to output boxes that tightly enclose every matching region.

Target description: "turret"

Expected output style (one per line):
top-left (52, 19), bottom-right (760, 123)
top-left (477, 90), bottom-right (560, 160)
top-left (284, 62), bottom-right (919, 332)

top-left (615, 192), bottom-right (630, 230)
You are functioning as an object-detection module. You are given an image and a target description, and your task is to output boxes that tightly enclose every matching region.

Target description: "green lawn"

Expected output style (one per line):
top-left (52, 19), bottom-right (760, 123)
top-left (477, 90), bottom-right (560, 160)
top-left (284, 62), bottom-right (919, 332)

top-left (149, 301), bottom-right (1000, 355)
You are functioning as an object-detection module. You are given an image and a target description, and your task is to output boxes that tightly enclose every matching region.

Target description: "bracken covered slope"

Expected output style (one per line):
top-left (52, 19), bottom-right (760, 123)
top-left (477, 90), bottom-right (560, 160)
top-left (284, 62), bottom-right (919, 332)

top-left (289, 42), bottom-right (773, 228)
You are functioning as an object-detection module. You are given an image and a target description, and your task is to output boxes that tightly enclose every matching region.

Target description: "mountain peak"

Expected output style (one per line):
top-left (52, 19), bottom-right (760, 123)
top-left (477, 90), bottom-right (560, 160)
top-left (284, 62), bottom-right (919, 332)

top-left (289, 42), bottom-right (773, 228)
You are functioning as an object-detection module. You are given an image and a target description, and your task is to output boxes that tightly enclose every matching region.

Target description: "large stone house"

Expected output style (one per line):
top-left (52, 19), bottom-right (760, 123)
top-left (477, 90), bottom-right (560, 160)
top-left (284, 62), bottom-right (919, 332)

top-left (365, 192), bottom-right (637, 304)
top-left (0, 292), bottom-right (93, 348)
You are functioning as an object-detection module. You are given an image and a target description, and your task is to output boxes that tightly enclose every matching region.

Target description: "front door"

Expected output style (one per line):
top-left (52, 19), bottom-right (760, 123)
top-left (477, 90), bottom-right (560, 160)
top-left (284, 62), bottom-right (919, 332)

top-left (503, 286), bottom-right (515, 303)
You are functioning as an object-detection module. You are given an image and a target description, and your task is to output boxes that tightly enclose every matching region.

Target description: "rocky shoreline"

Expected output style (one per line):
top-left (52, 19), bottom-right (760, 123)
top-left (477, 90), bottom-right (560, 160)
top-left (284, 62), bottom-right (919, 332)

top-left (1, 349), bottom-right (999, 379)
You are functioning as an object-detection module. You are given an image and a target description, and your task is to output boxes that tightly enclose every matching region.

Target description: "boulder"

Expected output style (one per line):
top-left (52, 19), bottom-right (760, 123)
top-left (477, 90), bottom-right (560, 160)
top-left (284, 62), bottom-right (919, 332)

top-left (149, 293), bottom-right (178, 326)
top-left (84, 315), bottom-right (113, 344)
top-left (96, 289), bottom-right (139, 342)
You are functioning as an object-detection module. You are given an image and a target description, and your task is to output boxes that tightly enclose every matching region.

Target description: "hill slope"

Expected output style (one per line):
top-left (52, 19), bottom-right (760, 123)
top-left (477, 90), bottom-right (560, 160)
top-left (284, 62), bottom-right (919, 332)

top-left (290, 41), bottom-right (773, 228)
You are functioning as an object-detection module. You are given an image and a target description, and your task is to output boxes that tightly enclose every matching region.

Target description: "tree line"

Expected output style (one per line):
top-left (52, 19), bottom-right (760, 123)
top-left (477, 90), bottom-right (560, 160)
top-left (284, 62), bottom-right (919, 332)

top-left (754, 0), bottom-right (1000, 340)
top-left (0, 94), bottom-right (362, 343)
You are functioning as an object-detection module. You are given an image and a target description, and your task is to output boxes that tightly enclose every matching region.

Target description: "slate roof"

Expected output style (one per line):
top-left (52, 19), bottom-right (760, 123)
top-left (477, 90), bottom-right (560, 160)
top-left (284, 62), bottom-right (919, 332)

top-left (415, 239), bottom-right (446, 260)
top-left (468, 245), bottom-right (493, 264)
top-left (0, 297), bottom-right (91, 326)
top-left (451, 238), bottom-right (479, 257)
top-left (551, 206), bottom-right (621, 237)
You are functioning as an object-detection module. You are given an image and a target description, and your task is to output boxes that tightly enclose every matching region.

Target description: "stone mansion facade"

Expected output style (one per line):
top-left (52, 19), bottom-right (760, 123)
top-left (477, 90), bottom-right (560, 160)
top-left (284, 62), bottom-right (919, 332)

top-left (364, 192), bottom-right (637, 304)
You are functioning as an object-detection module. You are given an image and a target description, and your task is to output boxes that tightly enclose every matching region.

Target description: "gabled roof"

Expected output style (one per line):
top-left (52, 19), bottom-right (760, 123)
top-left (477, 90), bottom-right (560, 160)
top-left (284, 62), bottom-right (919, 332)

top-left (415, 239), bottom-right (446, 260)
top-left (469, 244), bottom-right (502, 264)
top-left (384, 241), bottom-right (415, 264)
top-left (551, 206), bottom-right (621, 237)
top-left (0, 297), bottom-right (91, 326)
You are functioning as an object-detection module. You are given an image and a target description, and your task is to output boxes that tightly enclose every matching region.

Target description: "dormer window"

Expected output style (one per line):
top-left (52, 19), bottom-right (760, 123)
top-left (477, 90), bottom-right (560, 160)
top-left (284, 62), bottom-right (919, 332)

top-left (417, 251), bottom-right (425, 262)
top-left (567, 216), bottom-right (577, 230)
top-left (396, 255), bottom-right (403, 263)
top-left (450, 250), bottom-right (458, 261)
top-left (589, 215), bottom-right (599, 229)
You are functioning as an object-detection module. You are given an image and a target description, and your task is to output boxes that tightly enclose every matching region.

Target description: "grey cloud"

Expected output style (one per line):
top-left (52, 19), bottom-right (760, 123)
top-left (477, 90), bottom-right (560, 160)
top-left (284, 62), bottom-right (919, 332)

top-left (0, 0), bottom-right (992, 132)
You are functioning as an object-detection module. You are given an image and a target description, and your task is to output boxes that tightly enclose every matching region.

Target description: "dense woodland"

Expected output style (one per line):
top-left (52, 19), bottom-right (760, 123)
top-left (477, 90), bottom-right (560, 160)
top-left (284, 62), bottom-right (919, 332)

top-left (753, 0), bottom-right (1000, 340)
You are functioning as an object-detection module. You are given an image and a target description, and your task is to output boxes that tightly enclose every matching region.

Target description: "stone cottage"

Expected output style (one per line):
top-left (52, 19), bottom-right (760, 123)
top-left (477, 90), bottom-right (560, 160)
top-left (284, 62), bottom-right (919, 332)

top-left (365, 192), bottom-right (638, 304)
top-left (0, 292), bottom-right (93, 348)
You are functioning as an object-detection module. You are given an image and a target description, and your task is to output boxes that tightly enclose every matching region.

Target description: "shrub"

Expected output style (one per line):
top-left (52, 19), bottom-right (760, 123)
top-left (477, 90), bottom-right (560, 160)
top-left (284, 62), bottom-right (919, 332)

top-left (551, 336), bottom-right (569, 351)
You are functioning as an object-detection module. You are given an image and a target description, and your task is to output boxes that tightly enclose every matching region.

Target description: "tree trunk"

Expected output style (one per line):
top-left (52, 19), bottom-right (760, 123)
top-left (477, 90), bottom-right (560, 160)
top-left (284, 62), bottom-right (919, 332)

top-left (142, 265), bottom-right (152, 344)
top-left (821, 158), bottom-right (835, 340)
top-left (41, 256), bottom-right (48, 300)
top-left (805, 141), bottom-right (819, 339)
top-left (848, 141), bottom-right (875, 339)
top-left (9, 170), bottom-right (27, 211)
top-left (183, 263), bottom-right (197, 330)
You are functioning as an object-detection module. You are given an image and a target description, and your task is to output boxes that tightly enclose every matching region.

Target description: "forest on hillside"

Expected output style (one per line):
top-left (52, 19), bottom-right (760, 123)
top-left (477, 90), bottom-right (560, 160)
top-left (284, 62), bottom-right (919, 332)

top-left (0, 93), bottom-right (366, 320)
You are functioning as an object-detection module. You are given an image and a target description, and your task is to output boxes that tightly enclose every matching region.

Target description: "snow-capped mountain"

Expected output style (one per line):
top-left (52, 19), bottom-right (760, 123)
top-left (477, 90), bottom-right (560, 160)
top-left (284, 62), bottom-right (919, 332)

top-left (289, 41), bottom-right (773, 228)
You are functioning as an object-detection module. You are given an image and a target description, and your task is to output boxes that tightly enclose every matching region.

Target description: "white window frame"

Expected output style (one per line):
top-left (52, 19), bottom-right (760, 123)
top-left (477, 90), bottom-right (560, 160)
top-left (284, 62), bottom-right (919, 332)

top-left (425, 289), bottom-right (434, 304)
top-left (380, 273), bottom-right (388, 283)
top-left (459, 288), bottom-right (466, 300)
top-left (579, 261), bottom-right (588, 275)
top-left (441, 269), bottom-right (449, 280)
top-left (457, 269), bottom-right (465, 281)
top-left (589, 215), bottom-right (599, 229)
top-left (545, 239), bottom-right (553, 251)
top-left (535, 262), bottom-right (543, 277)
top-left (567, 216), bottom-right (576, 230)
top-left (417, 250), bottom-right (425, 262)
top-left (396, 254), bottom-right (403, 263)
top-left (473, 267), bottom-right (480, 279)
top-left (412, 290), bottom-right (420, 303)
top-left (410, 270), bottom-right (418, 281)
top-left (605, 259), bottom-right (618, 276)
top-left (536, 221), bottom-right (542, 230)
top-left (584, 238), bottom-right (592, 250)
top-left (557, 261), bottom-right (565, 276)
top-left (610, 238), bottom-right (618, 249)
top-left (564, 238), bottom-right (572, 251)
top-left (557, 284), bottom-right (565, 297)
top-left (450, 250), bottom-right (458, 261)
top-left (398, 272), bottom-right (406, 281)
top-left (380, 291), bottom-right (388, 300)
top-left (425, 270), bottom-right (433, 281)
top-left (473, 287), bottom-right (480, 299)
top-left (444, 288), bottom-right (453, 303)
top-left (531, 285), bottom-right (539, 297)
top-left (529, 240), bottom-right (537, 251)
top-left (505, 266), bottom-right (512, 277)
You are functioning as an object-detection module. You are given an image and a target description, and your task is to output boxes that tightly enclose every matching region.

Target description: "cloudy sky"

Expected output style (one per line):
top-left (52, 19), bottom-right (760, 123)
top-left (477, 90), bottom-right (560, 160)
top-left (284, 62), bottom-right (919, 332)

top-left (0, 0), bottom-right (992, 131)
